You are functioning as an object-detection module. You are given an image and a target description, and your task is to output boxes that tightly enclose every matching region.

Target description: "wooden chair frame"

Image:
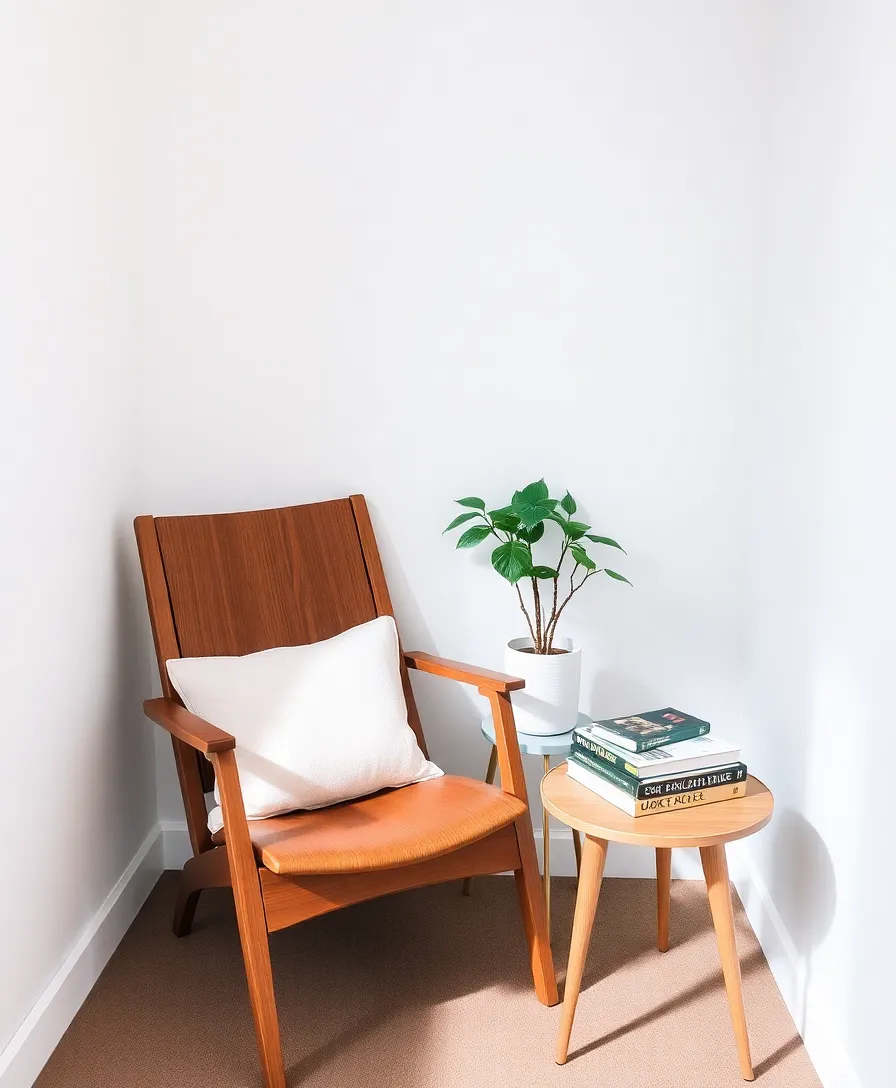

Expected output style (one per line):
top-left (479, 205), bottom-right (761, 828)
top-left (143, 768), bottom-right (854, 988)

top-left (135, 496), bottom-right (557, 1088)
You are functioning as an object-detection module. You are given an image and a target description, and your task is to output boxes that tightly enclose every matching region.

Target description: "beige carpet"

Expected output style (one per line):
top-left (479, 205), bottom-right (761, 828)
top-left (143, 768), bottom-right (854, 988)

top-left (37, 871), bottom-right (820, 1087)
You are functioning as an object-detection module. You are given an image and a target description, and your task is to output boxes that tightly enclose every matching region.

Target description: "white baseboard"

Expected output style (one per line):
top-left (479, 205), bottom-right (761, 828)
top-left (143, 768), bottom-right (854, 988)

top-left (735, 851), bottom-right (859, 1088)
top-left (160, 820), bottom-right (193, 870)
top-left (0, 824), bottom-right (164, 1088)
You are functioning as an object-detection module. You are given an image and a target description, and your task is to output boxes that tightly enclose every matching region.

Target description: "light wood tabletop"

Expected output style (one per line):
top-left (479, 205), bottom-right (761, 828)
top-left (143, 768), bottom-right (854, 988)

top-left (541, 764), bottom-right (773, 848)
top-left (542, 762), bottom-right (774, 1081)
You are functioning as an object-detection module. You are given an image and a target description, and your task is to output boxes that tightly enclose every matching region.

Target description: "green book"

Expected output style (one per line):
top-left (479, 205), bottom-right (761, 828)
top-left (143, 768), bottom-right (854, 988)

top-left (582, 707), bottom-right (710, 753)
top-left (569, 744), bottom-right (748, 801)
top-left (568, 747), bottom-right (639, 797)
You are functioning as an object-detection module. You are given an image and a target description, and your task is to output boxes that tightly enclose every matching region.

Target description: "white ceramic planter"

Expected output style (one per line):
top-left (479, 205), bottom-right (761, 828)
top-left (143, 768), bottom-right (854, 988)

top-left (504, 636), bottom-right (582, 736)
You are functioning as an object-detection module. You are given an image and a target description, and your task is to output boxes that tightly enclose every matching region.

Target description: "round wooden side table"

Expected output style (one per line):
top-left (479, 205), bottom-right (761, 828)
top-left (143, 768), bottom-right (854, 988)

top-left (464, 713), bottom-right (591, 937)
top-left (541, 763), bottom-right (773, 1081)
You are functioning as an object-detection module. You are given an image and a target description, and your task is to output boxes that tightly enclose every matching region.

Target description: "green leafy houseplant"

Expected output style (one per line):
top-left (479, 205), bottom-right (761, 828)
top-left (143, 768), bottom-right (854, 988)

top-left (444, 480), bottom-right (631, 655)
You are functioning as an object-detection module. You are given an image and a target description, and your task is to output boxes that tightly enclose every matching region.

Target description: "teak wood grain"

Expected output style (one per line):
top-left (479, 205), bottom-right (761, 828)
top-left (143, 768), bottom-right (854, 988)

top-left (350, 495), bottom-right (428, 752)
top-left (405, 651), bottom-right (526, 693)
top-left (260, 825), bottom-right (521, 930)
top-left (143, 697), bottom-right (235, 754)
top-left (134, 515), bottom-right (213, 854)
top-left (172, 846), bottom-right (231, 938)
top-left (154, 500), bottom-right (378, 658)
top-left (212, 748), bottom-right (285, 1088)
top-left (134, 497), bottom-right (558, 1086)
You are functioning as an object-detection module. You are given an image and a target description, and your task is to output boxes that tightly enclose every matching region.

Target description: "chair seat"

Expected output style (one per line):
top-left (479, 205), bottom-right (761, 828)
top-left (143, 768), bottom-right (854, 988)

top-left (213, 774), bottom-right (527, 876)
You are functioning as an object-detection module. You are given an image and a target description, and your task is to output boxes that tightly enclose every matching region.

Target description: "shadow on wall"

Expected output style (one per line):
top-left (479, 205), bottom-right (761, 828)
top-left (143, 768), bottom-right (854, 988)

top-left (74, 526), bottom-right (158, 902)
top-left (376, 504), bottom-right (663, 798)
top-left (112, 528), bottom-right (158, 820)
top-left (368, 509), bottom-right (488, 779)
top-left (768, 808), bottom-right (837, 1035)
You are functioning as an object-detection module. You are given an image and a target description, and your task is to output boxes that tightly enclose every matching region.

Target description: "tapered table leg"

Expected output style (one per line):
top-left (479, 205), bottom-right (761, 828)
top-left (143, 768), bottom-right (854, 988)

top-left (572, 828), bottom-right (582, 883)
top-left (555, 835), bottom-right (608, 1065)
top-left (462, 744), bottom-right (499, 896)
top-left (701, 844), bottom-right (754, 1081)
top-left (656, 847), bottom-right (671, 952)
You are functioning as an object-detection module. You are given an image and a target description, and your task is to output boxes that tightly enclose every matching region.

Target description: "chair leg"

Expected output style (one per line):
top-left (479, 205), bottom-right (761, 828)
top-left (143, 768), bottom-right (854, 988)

top-left (701, 844), bottom-right (754, 1081)
top-left (232, 870), bottom-right (286, 1088)
top-left (462, 744), bottom-right (499, 897)
top-left (173, 883), bottom-right (202, 939)
top-left (213, 748), bottom-right (285, 1088)
top-left (512, 816), bottom-right (559, 1007)
top-left (172, 846), bottom-right (232, 938)
top-left (656, 847), bottom-right (671, 952)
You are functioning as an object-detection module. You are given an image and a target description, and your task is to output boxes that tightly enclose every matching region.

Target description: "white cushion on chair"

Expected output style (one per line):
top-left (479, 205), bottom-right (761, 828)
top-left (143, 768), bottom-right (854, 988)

top-left (166, 616), bottom-right (442, 834)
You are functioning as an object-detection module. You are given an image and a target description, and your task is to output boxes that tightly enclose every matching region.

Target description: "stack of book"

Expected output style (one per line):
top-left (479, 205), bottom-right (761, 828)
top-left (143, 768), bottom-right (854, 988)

top-left (568, 708), bottom-right (747, 818)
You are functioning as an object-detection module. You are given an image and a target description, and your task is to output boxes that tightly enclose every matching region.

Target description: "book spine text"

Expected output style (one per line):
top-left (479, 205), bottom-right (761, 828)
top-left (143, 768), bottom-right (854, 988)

top-left (633, 781), bottom-right (745, 816)
top-left (570, 743), bottom-right (748, 799)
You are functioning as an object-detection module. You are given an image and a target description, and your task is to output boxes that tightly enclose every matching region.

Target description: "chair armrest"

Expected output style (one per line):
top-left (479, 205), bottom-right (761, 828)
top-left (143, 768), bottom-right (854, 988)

top-left (143, 697), bottom-right (236, 754)
top-left (404, 650), bottom-right (530, 804)
top-left (403, 651), bottom-right (525, 694)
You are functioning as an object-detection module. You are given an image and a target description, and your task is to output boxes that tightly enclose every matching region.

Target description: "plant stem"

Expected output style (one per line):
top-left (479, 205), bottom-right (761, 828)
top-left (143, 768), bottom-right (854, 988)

top-left (515, 583), bottom-right (537, 645)
top-left (531, 576), bottom-right (543, 652)
top-left (545, 568), bottom-right (597, 647)
top-left (545, 536), bottom-right (570, 653)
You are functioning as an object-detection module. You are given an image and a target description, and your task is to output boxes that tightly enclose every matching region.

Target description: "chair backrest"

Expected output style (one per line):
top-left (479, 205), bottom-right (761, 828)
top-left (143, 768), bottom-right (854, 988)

top-left (134, 496), bottom-right (426, 854)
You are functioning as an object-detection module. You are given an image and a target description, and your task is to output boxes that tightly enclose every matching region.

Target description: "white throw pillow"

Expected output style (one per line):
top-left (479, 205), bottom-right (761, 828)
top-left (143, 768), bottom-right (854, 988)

top-left (166, 616), bottom-right (442, 835)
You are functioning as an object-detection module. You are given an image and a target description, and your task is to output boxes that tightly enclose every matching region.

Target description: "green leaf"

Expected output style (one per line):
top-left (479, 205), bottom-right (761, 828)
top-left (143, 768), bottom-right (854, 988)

top-left (517, 522), bottom-right (544, 544)
top-left (511, 500), bottom-right (556, 528)
top-left (491, 512), bottom-right (521, 533)
top-left (570, 544), bottom-right (596, 570)
top-left (545, 511), bottom-right (588, 538)
top-left (518, 479), bottom-right (549, 503)
top-left (585, 533), bottom-right (626, 553)
top-left (530, 565), bottom-right (559, 579)
top-left (456, 524), bottom-right (492, 549)
top-left (491, 541), bottom-right (532, 584)
top-left (487, 506), bottom-right (515, 519)
top-left (560, 491), bottom-right (577, 516)
top-left (455, 496), bottom-right (485, 510)
top-left (604, 568), bottom-right (633, 585)
top-left (443, 511), bottom-right (480, 533)
top-left (510, 485), bottom-right (557, 528)
top-left (564, 520), bottom-right (590, 541)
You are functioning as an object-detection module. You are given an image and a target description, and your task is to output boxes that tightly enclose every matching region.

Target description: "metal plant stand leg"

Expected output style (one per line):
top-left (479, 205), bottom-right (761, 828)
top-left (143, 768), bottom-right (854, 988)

top-left (543, 755), bottom-right (551, 937)
top-left (462, 744), bottom-right (499, 896)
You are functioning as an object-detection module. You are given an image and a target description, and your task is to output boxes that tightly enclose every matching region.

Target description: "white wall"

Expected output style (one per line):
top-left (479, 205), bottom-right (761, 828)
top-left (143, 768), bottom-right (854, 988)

top-left (0, 1), bottom-right (157, 1076)
top-left (136, 1), bottom-right (767, 832)
top-left (5, 3), bottom-right (885, 1085)
top-left (742, 4), bottom-right (895, 1087)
